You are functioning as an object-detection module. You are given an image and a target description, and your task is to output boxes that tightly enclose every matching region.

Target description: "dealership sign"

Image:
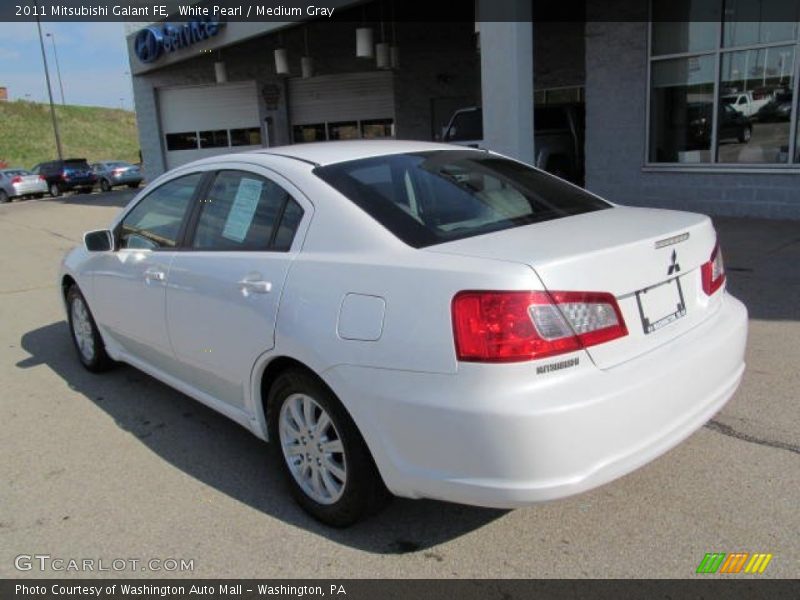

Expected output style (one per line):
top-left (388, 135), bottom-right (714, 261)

top-left (134, 19), bottom-right (225, 63)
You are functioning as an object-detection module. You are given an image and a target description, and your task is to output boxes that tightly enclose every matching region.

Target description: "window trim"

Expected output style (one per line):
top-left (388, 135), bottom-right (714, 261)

top-left (182, 168), bottom-right (305, 253)
top-left (114, 171), bottom-right (210, 252)
top-left (644, 1), bottom-right (800, 171)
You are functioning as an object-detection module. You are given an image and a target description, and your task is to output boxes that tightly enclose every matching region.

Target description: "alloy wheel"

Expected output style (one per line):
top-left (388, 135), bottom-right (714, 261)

top-left (278, 393), bottom-right (347, 505)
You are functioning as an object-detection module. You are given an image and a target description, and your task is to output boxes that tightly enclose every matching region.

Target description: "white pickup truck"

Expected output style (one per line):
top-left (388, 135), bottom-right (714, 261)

top-left (722, 91), bottom-right (770, 119)
top-left (442, 104), bottom-right (585, 185)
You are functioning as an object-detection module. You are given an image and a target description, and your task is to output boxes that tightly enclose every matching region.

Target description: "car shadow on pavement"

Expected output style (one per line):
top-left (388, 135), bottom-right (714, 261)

top-left (17, 321), bottom-right (509, 553)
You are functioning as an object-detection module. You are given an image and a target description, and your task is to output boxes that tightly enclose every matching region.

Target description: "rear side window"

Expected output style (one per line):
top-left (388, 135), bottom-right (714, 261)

top-left (190, 170), bottom-right (304, 252)
top-left (315, 150), bottom-right (609, 248)
top-left (119, 173), bottom-right (202, 250)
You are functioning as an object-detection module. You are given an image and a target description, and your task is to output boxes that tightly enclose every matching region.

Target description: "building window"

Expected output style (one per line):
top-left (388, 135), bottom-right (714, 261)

top-left (199, 129), bottom-right (229, 149)
top-left (648, 0), bottom-right (800, 167)
top-left (293, 124), bottom-right (327, 143)
top-left (166, 127), bottom-right (262, 152)
top-left (165, 132), bottom-right (199, 151)
top-left (230, 127), bottom-right (262, 146)
top-left (292, 119), bottom-right (395, 143)
top-left (361, 119), bottom-right (394, 138)
top-left (328, 121), bottom-right (360, 140)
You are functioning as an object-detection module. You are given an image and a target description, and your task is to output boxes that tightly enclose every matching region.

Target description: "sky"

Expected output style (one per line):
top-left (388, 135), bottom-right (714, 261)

top-left (0, 22), bottom-right (134, 110)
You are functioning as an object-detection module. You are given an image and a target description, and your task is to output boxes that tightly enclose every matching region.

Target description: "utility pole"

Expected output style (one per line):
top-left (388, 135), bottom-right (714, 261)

top-left (46, 32), bottom-right (66, 105)
top-left (36, 8), bottom-right (63, 161)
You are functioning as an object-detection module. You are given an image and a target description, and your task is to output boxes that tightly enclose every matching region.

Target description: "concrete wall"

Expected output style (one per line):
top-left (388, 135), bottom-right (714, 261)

top-left (585, 3), bottom-right (800, 219)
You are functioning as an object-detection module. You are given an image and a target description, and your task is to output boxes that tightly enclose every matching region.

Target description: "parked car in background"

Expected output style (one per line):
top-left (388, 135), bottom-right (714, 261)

top-left (60, 141), bottom-right (747, 526)
top-left (442, 104), bottom-right (585, 185)
top-left (756, 91), bottom-right (793, 122)
top-left (688, 102), bottom-right (752, 147)
top-left (90, 161), bottom-right (143, 192)
top-left (0, 168), bottom-right (48, 203)
top-left (32, 159), bottom-right (96, 197)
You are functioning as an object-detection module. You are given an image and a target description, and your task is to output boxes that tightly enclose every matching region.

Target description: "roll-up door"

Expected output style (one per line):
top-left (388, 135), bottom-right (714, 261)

top-left (288, 72), bottom-right (395, 143)
top-left (159, 82), bottom-right (263, 170)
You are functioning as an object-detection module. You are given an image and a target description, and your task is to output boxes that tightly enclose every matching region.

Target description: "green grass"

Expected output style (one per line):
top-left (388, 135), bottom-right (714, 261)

top-left (0, 100), bottom-right (140, 170)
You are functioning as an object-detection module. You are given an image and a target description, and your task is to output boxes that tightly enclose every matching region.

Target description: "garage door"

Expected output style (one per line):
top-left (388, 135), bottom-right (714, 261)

top-left (159, 82), bottom-right (263, 170)
top-left (288, 72), bottom-right (395, 143)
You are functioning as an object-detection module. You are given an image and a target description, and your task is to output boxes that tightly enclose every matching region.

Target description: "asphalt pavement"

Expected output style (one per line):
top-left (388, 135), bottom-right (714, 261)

top-left (1, 190), bottom-right (797, 578)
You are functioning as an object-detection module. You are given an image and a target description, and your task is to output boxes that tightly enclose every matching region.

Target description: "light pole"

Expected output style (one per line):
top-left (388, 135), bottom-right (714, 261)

top-left (45, 32), bottom-right (66, 105)
top-left (35, 6), bottom-right (63, 161)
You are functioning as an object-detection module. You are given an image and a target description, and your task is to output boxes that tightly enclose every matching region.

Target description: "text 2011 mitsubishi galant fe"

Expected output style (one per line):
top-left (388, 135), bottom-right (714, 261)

top-left (60, 141), bottom-right (747, 526)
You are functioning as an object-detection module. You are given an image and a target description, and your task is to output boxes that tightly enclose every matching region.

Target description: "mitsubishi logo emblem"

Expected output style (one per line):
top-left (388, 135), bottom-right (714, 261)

top-left (668, 249), bottom-right (681, 276)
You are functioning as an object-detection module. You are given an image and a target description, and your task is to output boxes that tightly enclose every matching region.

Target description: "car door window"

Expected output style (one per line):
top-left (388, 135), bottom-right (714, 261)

top-left (119, 172), bottom-right (202, 250)
top-left (191, 170), bottom-right (304, 251)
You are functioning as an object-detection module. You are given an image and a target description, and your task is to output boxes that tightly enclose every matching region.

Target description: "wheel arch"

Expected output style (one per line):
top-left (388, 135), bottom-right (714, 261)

top-left (256, 355), bottom-right (327, 440)
top-left (61, 273), bottom-right (77, 307)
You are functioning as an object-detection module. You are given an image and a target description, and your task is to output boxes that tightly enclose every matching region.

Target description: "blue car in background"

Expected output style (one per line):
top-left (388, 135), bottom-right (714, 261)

top-left (31, 158), bottom-right (97, 197)
top-left (90, 161), bottom-right (143, 192)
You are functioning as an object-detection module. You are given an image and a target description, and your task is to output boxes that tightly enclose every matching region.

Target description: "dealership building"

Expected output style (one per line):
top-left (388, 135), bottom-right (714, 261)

top-left (126, 0), bottom-right (800, 219)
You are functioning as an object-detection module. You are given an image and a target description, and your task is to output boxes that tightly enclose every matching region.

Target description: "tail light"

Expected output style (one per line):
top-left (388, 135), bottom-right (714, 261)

top-left (38, 175), bottom-right (46, 182)
top-left (452, 290), bottom-right (628, 363)
top-left (113, 168), bottom-right (125, 176)
top-left (61, 171), bottom-right (69, 181)
top-left (701, 243), bottom-right (726, 296)
top-left (10, 176), bottom-right (22, 184)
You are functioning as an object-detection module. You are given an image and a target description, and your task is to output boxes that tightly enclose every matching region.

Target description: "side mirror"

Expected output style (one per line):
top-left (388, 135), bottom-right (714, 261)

top-left (83, 229), bottom-right (114, 252)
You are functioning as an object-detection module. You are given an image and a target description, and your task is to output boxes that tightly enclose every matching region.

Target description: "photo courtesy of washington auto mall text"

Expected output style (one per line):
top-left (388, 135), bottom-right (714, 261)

top-left (13, 583), bottom-right (347, 598)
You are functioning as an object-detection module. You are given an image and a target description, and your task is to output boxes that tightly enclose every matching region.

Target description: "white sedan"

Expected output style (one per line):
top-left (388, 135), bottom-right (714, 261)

top-left (60, 141), bottom-right (747, 526)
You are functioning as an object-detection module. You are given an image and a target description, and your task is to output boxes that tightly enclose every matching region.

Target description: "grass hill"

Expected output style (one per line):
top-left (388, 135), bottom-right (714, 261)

top-left (0, 100), bottom-right (140, 169)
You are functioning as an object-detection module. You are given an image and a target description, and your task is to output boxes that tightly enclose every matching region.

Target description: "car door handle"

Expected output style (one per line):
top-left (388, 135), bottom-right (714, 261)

top-left (238, 278), bottom-right (272, 295)
top-left (143, 268), bottom-right (166, 282)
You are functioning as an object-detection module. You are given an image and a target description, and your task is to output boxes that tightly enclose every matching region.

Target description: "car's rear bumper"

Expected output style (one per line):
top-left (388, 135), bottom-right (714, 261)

top-left (110, 174), bottom-right (142, 185)
top-left (12, 182), bottom-right (48, 196)
top-left (323, 292), bottom-right (747, 507)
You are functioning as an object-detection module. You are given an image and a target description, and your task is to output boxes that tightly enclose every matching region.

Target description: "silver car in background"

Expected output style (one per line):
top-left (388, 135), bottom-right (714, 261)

top-left (90, 161), bottom-right (143, 192)
top-left (0, 168), bottom-right (48, 203)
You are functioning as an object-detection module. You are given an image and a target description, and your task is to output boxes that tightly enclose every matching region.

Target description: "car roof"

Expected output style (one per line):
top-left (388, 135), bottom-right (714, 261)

top-left (252, 140), bottom-right (463, 167)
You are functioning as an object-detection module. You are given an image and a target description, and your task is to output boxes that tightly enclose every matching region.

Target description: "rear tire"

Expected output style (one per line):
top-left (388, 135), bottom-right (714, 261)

top-left (66, 285), bottom-right (113, 373)
top-left (0, 191), bottom-right (9, 204)
top-left (267, 368), bottom-right (390, 527)
top-left (100, 179), bottom-right (111, 192)
top-left (49, 183), bottom-right (61, 198)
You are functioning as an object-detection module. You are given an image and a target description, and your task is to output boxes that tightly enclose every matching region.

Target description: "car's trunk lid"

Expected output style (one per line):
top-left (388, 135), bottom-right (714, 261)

top-left (426, 206), bottom-right (722, 369)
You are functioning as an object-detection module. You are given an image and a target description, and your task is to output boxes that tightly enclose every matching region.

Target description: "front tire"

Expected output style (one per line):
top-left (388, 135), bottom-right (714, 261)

top-left (739, 125), bottom-right (752, 143)
top-left (268, 369), bottom-right (389, 527)
top-left (66, 285), bottom-right (113, 372)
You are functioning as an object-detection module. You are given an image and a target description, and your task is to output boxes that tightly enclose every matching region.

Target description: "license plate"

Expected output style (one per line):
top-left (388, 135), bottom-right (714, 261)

top-left (635, 277), bottom-right (686, 334)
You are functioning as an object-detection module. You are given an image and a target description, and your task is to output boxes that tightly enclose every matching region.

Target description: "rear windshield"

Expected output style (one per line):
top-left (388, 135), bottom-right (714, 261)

top-left (64, 159), bottom-right (89, 167)
top-left (314, 150), bottom-right (609, 248)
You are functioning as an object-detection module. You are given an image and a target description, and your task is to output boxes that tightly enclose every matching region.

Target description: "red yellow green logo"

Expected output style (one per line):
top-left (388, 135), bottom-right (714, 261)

top-left (696, 552), bottom-right (773, 574)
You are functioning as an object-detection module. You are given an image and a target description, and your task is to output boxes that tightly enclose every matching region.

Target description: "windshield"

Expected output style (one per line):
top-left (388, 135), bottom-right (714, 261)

top-left (315, 151), bottom-right (610, 248)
